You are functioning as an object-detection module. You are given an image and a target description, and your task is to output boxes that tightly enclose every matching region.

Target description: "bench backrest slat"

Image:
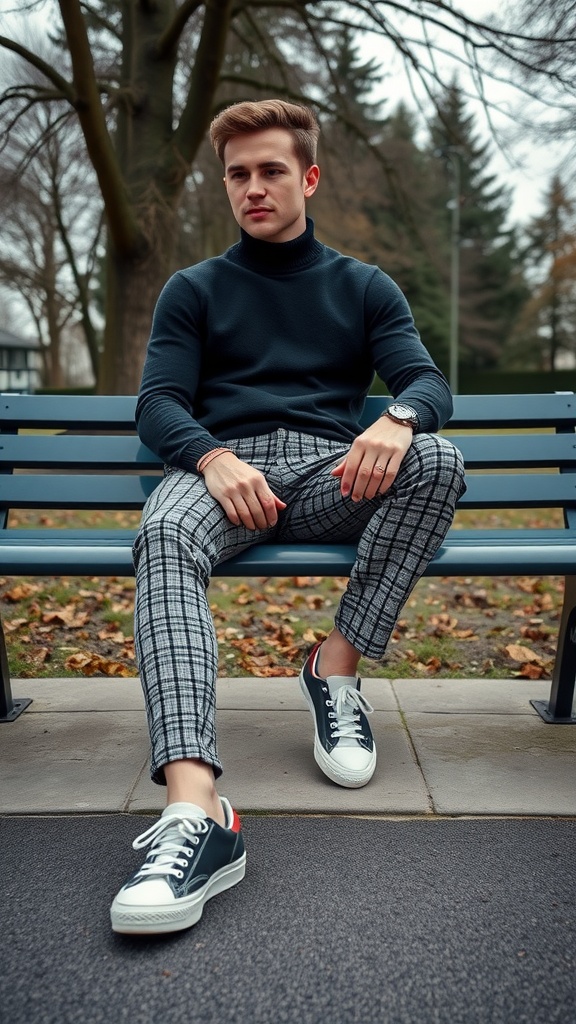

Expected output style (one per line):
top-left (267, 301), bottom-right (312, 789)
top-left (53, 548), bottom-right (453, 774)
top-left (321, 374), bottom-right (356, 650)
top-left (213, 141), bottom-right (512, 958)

top-left (0, 475), bottom-right (158, 509)
top-left (1, 392), bottom-right (575, 431)
top-left (0, 434), bottom-right (161, 470)
top-left (0, 394), bottom-right (137, 430)
top-left (1, 472), bottom-right (575, 511)
top-left (358, 393), bottom-right (576, 429)
top-left (2, 432), bottom-right (575, 471)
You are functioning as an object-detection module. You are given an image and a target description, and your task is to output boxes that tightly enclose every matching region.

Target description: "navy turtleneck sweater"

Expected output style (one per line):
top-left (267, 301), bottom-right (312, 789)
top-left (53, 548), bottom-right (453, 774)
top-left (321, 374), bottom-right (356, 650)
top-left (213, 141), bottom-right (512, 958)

top-left (136, 218), bottom-right (452, 471)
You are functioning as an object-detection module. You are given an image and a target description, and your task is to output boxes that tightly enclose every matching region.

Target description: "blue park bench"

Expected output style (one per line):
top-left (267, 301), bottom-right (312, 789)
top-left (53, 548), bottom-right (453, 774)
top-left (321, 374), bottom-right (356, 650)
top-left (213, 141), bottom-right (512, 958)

top-left (1, 392), bottom-right (575, 725)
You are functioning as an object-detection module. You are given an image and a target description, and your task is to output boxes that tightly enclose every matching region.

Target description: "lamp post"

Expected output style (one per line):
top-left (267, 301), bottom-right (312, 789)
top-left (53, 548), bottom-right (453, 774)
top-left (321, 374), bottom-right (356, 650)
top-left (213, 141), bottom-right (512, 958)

top-left (436, 146), bottom-right (461, 394)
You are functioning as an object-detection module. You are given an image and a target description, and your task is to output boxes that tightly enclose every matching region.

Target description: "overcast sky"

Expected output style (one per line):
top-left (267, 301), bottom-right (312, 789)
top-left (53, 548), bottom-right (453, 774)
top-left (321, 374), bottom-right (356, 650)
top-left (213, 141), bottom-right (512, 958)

top-left (360, 0), bottom-right (572, 227)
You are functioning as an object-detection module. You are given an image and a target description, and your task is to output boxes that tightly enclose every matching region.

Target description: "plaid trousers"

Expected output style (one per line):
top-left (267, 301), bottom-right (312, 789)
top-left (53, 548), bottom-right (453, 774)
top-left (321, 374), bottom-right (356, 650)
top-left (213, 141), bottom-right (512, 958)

top-left (133, 429), bottom-right (465, 783)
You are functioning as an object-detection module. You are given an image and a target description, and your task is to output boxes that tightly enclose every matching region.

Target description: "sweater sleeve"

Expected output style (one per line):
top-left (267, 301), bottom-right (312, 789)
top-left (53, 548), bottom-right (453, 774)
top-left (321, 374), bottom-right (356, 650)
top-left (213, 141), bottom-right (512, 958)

top-left (135, 272), bottom-right (224, 471)
top-left (365, 268), bottom-right (453, 432)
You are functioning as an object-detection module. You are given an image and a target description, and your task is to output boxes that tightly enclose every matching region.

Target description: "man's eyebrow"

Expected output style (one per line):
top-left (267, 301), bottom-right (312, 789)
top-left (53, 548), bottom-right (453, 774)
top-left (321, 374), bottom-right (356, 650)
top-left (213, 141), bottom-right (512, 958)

top-left (226, 159), bottom-right (290, 172)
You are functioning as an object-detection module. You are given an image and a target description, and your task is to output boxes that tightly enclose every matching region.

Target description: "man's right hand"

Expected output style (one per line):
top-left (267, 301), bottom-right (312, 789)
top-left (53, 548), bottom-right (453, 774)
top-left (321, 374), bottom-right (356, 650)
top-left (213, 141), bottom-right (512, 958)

top-left (201, 451), bottom-right (286, 530)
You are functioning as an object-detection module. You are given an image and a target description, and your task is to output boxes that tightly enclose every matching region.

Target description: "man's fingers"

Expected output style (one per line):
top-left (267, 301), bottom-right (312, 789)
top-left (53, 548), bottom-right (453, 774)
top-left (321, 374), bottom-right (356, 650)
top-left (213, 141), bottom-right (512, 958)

top-left (337, 450), bottom-right (373, 500)
top-left (350, 461), bottom-right (374, 502)
top-left (202, 454), bottom-right (286, 530)
top-left (362, 459), bottom-right (389, 501)
top-left (231, 490), bottom-right (287, 531)
top-left (251, 490), bottom-right (282, 529)
top-left (336, 453), bottom-right (401, 501)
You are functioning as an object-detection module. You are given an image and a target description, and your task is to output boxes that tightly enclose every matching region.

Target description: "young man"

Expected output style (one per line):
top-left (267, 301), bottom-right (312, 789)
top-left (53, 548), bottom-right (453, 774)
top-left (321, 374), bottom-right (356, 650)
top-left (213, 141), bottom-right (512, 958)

top-left (110, 99), bottom-right (465, 935)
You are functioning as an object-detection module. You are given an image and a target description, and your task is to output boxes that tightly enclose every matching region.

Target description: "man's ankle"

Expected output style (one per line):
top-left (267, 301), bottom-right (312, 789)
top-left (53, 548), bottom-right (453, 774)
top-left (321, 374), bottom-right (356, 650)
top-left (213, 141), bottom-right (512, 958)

top-left (164, 759), bottom-right (226, 826)
top-left (317, 632), bottom-right (360, 680)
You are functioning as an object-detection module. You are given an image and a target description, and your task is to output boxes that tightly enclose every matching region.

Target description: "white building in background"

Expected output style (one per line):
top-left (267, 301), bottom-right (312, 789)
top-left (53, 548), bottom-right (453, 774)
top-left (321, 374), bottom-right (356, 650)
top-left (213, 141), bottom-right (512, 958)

top-left (0, 330), bottom-right (43, 392)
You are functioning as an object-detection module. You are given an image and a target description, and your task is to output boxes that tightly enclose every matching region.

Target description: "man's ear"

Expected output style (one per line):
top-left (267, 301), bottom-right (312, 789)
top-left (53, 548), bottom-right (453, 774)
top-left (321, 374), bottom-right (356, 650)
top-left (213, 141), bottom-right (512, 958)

top-left (303, 165), bottom-right (320, 198)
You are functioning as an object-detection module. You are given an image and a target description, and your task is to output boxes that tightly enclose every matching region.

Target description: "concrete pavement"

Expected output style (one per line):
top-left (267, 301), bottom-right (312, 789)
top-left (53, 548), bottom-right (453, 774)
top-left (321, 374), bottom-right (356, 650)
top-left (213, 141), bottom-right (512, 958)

top-left (2, 675), bottom-right (576, 817)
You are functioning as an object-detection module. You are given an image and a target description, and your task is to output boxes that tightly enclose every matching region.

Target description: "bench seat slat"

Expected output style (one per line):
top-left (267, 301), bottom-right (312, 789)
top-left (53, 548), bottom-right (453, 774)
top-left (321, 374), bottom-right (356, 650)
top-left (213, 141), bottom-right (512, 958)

top-left (1, 531), bottom-right (575, 578)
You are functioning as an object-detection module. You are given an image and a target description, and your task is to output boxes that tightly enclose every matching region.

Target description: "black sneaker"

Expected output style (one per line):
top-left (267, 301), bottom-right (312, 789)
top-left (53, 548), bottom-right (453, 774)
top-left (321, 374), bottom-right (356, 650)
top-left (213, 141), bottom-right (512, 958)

top-left (299, 642), bottom-right (376, 788)
top-left (110, 798), bottom-right (246, 935)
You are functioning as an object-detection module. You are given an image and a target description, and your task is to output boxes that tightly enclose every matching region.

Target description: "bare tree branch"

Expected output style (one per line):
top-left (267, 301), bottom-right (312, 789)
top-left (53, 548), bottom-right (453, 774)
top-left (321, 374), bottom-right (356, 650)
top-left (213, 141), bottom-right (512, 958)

top-left (0, 35), bottom-right (75, 101)
top-left (173, 0), bottom-right (235, 164)
top-left (78, 0), bottom-right (121, 41)
top-left (156, 0), bottom-right (203, 58)
top-left (55, 0), bottom-right (140, 255)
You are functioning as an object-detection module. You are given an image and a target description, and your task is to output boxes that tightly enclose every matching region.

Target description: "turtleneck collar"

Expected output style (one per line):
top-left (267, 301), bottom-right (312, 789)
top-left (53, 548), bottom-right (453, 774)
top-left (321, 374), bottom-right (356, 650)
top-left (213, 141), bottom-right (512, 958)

top-left (228, 217), bottom-right (324, 274)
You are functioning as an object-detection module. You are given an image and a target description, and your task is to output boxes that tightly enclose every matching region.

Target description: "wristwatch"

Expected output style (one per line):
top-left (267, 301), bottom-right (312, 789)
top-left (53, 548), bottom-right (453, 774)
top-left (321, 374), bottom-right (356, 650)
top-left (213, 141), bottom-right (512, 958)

top-left (382, 403), bottom-right (420, 431)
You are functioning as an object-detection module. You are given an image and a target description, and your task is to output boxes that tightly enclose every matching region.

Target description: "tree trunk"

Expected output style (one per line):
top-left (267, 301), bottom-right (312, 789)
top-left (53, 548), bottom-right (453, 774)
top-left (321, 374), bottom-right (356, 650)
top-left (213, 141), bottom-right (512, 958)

top-left (43, 233), bottom-right (66, 390)
top-left (98, 202), bottom-right (177, 394)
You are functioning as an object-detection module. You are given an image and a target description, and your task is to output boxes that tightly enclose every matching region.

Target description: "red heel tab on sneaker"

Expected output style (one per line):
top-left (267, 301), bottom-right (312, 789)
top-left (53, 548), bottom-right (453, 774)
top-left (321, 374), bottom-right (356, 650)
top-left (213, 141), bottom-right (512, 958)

top-left (230, 809), bottom-right (242, 833)
top-left (310, 641), bottom-right (323, 678)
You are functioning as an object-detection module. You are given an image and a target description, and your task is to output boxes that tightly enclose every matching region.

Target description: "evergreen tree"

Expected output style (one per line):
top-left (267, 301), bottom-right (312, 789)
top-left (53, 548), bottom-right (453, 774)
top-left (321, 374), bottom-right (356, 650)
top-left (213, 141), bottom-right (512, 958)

top-left (376, 103), bottom-right (450, 371)
top-left (328, 25), bottom-right (385, 138)
top-left (427, 82), bottom-right (527, 371)
top-left (309, 26), bottom-right (389, 264)
top-left (509, 175), bottom-right (576, 370)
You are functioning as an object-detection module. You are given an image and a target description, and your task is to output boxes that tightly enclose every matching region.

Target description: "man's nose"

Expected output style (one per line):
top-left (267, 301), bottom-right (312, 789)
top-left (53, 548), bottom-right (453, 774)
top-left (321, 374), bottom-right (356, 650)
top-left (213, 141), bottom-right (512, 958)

top-left (246, 176), bottom-right (266, 197)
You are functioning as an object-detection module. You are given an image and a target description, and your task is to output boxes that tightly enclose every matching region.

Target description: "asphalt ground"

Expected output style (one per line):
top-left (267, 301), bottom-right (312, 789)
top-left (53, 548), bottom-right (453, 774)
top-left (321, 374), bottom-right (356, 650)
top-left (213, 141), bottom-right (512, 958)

top-left (2, 814), bottom-right (575, 1024)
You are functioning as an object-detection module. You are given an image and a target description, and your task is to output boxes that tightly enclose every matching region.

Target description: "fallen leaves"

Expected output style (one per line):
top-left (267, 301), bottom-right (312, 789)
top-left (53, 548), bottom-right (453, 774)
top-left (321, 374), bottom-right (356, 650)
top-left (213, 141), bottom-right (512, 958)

top-left (64, 652), bottom-right (133, 677)
top-left (505, 644), bottom-right (543, 664)
top-left (43, 607), bottom-right (91, 628)
top-left (1, 574), bottom-right (136, 678)
top-left (0, 565), bottom-right (563, 680)
top-left (4, 582), bottom-right (41, 602)
top-left (504, 643), bottom-right (554, 680)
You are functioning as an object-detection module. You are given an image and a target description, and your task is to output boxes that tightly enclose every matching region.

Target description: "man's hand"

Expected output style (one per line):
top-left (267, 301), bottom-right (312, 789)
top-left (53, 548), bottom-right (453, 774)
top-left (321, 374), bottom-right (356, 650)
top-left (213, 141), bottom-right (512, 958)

top-left (202, 451), bottom-right (286, 530)
top-left (331, 417), bottom-right (413, 501)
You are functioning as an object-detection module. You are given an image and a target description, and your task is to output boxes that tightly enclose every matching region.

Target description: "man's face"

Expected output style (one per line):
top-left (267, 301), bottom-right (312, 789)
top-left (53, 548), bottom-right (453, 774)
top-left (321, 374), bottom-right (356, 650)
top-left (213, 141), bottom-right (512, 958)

top-left (223, 127), bottom-right (319, 243)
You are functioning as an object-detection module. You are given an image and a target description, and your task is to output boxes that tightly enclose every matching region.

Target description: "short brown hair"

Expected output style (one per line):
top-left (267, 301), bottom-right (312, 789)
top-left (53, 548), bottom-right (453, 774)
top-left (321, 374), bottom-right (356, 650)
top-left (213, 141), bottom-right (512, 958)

top-left (209, 99), bottom-right (320, 169)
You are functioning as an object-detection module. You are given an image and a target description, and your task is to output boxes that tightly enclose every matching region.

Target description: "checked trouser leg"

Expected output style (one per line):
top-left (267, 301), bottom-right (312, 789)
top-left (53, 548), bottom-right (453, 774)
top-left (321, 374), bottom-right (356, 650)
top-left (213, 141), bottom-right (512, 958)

top-left (133, 462), bottom-right (275, 784)
top-left (134, 430), bottom-right (465, 784)
top-left (277, 432), bottom-right (466, 659)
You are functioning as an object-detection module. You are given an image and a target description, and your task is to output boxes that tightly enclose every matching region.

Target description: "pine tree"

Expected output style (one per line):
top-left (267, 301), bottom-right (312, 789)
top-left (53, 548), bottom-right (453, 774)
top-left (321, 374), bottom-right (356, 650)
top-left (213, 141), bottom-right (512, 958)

top-left (328, 25), bottom-right (385, 138)
top-left (510, 175), bottom-right (576, 370)
top-left (376, 104), bottom-right (450, 370)
top-left (427, 82), bottom-right (527, 371)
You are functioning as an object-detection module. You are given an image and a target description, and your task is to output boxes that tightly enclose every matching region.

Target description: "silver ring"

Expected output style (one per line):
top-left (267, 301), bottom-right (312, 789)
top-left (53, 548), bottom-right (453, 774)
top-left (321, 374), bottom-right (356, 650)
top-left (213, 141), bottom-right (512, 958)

top-left (375, 464), bottom-right (386, 473)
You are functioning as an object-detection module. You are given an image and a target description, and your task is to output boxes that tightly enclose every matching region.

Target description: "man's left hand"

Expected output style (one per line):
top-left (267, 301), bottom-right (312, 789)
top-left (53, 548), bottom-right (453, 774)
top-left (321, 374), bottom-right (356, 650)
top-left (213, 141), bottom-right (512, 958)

top-left (331, 417), bottom-right (413, 501)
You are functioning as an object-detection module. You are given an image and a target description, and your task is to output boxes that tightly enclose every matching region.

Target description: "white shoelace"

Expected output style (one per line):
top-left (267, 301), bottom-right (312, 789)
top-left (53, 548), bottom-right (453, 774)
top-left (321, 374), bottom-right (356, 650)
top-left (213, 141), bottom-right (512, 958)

top-left (327, 685), bottom-right (374, 741)
top-left (131, 815), bottom-right (209, 881)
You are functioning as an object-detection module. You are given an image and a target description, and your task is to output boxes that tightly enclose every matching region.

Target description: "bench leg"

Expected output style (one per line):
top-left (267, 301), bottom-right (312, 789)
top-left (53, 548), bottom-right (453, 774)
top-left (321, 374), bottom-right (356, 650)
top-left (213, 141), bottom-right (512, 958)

top-left (531, 575), bottom-right (576, 724)
top-left (0, 615), bottom-right (32, 722)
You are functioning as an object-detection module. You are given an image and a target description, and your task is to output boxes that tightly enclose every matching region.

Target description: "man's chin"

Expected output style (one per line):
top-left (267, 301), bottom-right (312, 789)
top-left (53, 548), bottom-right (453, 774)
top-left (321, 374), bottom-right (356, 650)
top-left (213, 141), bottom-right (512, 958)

top-left (243, 222), bottom-right (280, 242)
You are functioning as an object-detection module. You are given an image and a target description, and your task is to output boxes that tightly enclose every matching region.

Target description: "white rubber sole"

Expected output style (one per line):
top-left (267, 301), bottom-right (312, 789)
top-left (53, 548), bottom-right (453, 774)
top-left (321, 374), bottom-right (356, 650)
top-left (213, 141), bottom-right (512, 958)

top-left (299, 675), bottom-right (376, 789)
top-left (110, 853), bottom-right (247, 935)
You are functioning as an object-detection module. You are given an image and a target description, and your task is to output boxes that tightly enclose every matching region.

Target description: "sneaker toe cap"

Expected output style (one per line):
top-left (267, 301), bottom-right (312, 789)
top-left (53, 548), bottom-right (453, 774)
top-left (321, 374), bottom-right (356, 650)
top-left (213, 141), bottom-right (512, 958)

top-left (330, 747), bottom-right (375, 772)
top-left (116, 878), bottom-right (174, 907)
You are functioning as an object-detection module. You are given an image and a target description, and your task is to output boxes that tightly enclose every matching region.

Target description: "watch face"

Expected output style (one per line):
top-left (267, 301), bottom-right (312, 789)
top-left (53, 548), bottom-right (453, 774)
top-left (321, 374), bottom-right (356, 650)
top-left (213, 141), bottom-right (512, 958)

top-left (389, 404), bottom-right (417, 420)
